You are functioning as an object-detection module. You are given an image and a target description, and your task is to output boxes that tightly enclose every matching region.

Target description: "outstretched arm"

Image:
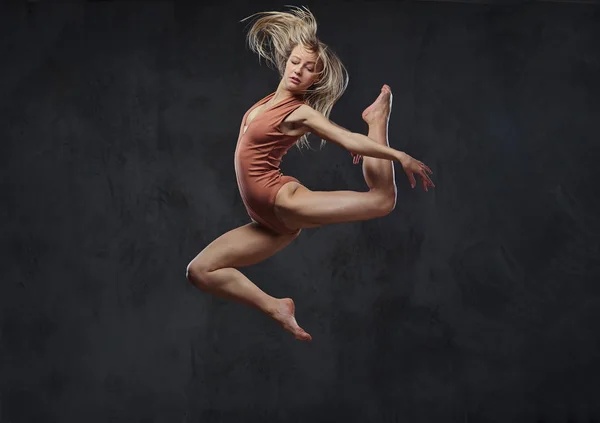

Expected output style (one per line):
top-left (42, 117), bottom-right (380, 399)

top-left (288, 104), bottom-right (434, 189)
top-left (291, 105), bottom-right (409, 164)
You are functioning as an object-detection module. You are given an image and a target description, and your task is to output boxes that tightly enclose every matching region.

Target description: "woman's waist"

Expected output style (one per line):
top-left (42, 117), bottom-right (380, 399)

top-left (235, 166), bottom-right (283, 187)
top-left (234, 153), bottom-right (282, 175)
top-left (235, 139), bottom-right (292, 163)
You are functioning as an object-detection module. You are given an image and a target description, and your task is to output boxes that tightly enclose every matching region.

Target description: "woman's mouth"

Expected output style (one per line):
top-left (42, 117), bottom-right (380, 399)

top-left (290, 77), bottom-right (301, 85)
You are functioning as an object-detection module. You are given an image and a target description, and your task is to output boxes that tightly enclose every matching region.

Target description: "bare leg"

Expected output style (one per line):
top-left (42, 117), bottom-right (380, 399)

top-left (274, 85), bottom-right (396, 229)
top-left (361, 84), bottom-right (396, 195)
top-left (186, 222), bottom-right (312, 341)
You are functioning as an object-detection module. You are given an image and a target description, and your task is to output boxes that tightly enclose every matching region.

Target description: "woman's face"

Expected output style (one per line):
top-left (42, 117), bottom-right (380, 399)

top-left (284, 44), bottom-right (321, 93)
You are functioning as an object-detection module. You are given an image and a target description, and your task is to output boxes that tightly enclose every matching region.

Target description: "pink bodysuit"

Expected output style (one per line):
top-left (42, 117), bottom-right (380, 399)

top-left (234, 92), bottom-right (305, 235)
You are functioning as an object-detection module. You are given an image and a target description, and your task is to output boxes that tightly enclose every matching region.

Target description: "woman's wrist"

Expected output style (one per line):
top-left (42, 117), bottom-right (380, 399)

top-left (395, 150), bottom-right (410, 165)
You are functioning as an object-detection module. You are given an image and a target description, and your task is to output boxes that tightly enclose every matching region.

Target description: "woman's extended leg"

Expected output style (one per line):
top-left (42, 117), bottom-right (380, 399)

top-left (360, 84), bottom-right (397, 196)
top-left (186, 222), bottom-right (312, 341)
top-left (274, 85), bottom-right (397, 229)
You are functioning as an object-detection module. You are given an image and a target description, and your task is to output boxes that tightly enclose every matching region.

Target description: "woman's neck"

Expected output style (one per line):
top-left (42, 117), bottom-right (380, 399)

top-left (270, 81), bottom-right (301, 105)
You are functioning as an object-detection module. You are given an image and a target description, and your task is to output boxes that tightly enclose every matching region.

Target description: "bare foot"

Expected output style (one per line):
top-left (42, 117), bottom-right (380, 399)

top-left (362, 84), bottom-right (392, 125)
top-left (270, 298), bottom-right (312, 341)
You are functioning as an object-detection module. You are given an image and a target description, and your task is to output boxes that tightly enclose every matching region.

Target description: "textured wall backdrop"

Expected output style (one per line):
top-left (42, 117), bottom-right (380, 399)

top-left (1, 1), bottom-right (599, 422)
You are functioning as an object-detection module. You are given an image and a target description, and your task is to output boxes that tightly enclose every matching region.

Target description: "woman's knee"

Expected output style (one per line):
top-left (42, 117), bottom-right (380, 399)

top-left (186, 259), bottom-right (214, 290)
top-left (374, 187), bottom-right (397, 217)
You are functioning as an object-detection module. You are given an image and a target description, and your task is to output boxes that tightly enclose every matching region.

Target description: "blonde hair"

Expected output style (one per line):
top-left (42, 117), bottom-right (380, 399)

top-left (241, 6), bottom-right (349, 149)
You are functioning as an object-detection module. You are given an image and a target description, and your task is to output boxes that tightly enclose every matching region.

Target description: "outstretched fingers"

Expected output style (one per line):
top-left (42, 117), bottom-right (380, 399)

top-left (418, 160), bottom-right (433, 175)
top-left (406, 163), bottom-right (435, 191)
top-left (421, 173), bottom-right (434, 191)
top-left (420, 167), bottom-right (435, 191)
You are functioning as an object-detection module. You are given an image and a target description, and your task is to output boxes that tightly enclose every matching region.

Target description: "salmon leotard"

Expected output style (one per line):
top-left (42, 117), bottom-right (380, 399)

top-left (234, 92), bottom-right (305, 235)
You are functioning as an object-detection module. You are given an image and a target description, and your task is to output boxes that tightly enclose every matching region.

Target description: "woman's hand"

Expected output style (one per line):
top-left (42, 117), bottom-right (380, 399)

top-left (400, 154), bottom-right (435, 191)
top-left (351, 152), bottom-right (362, 164)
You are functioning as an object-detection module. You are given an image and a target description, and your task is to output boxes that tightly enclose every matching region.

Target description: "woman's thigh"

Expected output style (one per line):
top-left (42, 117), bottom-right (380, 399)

top-left (274, 182), bottom-right (395, 230)
top-left (188, 222), bottom-right (299, 272)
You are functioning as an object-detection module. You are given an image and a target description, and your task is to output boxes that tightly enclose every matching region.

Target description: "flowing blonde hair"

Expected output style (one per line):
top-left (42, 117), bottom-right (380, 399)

top-left (241, 6), bottom-right (349, 149)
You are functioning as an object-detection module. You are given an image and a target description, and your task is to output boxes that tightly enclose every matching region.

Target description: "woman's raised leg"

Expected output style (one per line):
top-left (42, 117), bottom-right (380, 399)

top-left (186, 222), bottom-right (312, 341)
top-left (274, 85), bottom-right (397, 229)
top-left (360, 84), bottom-right (397, 196)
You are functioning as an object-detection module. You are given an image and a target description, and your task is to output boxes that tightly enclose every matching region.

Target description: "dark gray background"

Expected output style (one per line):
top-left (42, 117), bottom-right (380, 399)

top-left (2, 1), bottom-right (599, 422)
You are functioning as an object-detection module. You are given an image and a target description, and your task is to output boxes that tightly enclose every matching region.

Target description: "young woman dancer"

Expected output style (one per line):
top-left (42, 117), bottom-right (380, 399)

top-left (186, 7), bottom-right (434, 342)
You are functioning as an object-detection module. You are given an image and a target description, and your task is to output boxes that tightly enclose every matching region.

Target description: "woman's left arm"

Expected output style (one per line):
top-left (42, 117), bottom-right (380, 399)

top-left (291, 105), bottom-right (410, 164)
